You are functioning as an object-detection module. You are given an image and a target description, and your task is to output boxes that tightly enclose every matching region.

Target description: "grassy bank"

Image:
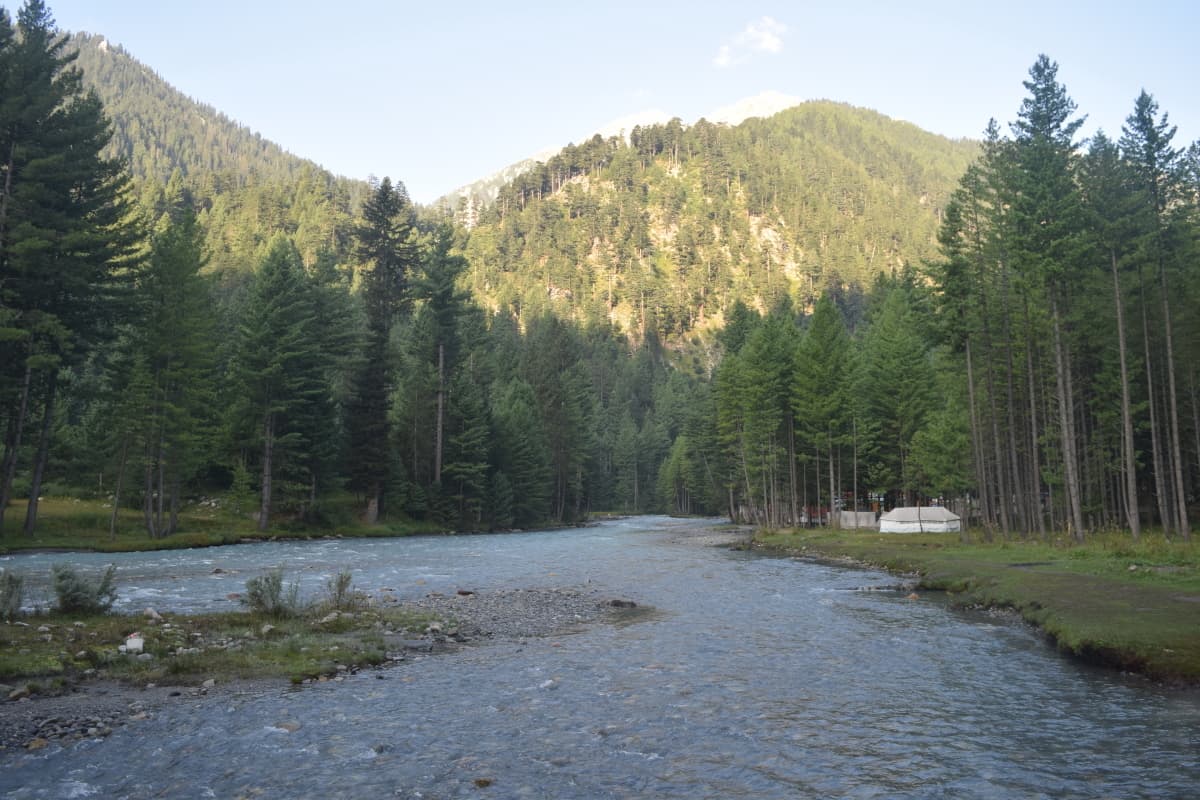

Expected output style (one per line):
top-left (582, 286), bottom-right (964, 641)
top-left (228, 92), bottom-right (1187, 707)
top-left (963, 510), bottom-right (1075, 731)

top-left (755, 527), bottom-right (1200, 684)
top-left (1, 603), bottom-right (443, 693)
top-left (0, 495), bottom-right (444, 554)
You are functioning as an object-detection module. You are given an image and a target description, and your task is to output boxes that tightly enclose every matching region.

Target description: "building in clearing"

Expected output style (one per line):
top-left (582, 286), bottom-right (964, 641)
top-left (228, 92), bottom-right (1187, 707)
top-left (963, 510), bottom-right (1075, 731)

top-left (878, 506), bottom-right (961, 533)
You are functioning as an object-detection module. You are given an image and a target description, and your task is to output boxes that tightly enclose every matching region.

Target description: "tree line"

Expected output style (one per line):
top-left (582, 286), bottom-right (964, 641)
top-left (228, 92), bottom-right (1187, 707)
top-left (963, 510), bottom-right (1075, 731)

top-left (0, 2), bottom-right (723, 538)
top-left (4, 3), bottom-right (1197, 543)
top-left (929, 56), bottom-right (1200, 541)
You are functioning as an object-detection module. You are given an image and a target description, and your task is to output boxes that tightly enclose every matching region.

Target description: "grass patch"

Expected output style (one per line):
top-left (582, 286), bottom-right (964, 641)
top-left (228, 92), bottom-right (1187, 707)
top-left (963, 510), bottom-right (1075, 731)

top-left (0, 605), bottom-right (443, 690)
top-left (0, 495), bottom-right (446, 554)
top-left (755, 527), bottom-right (1200, 684)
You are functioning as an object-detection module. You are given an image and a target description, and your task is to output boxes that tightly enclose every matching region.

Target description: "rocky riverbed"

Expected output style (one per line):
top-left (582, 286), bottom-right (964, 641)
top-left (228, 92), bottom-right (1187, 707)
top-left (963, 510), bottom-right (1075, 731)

top-left (0, 585), bottom-right (643, 754)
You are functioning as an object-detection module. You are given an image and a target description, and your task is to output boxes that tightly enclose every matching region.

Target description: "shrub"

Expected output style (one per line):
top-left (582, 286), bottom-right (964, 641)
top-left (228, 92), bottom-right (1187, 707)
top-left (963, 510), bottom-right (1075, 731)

top-left (52, 564), bottom-right (117, 614)
top-left (322, 568), bottom-right (366, 612)
top-left (243, 568), bottom-right (302, 619)
top-left (0, 569), bottom-right (24, 620)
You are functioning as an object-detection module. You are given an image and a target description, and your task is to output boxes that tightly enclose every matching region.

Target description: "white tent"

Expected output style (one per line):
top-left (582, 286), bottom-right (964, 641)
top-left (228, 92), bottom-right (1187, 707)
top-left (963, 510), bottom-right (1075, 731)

top-left (878, 506), bottom-right (960, 533)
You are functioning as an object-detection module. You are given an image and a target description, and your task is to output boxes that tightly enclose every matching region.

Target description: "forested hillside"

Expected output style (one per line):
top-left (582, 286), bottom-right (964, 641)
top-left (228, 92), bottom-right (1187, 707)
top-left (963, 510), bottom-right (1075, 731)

top-left (462, 104), bottom-right (977, 354)
top-left (70, 32), bottom-right (368, 272)
top-left (5, 1), bottom-right (1196, 545)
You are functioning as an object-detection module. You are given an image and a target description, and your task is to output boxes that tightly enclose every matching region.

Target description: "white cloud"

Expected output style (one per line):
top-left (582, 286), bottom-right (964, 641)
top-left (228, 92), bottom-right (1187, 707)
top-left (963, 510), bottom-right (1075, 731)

top-left (713, 16), bottom-right (788, 68)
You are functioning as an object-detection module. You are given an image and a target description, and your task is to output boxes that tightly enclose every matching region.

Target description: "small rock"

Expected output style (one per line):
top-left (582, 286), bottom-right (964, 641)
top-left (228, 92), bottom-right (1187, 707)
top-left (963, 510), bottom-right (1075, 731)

top-left (906, 592), bottom-right (920, 600)
top-left (212, 567), bottom-right (225, 574)
top-left (273, 721), bottom-right (302, 733)
top-left (319, 612), bottom-right (340, 624)
top-left (136, 653), bottom-right (154, 661)
top-left (456, 589), bottom-right (475, 596)
top-left (26, 737), bottom-right (49, 750)
top-left (1128, 564), bottom-right (1138, 571)
top-left (608, 599), bottom-right (637, 608)
top-left (260, 623), bottom-right (276, 636)
top-left (130, 711), bottom-right (150, 721)
top-left (143, 608), bottom-right (164, 622)
top-left (37, 625), bottom-right (52, 633)
top-left (75, 650), bottom-right (88, 659)
top-left (9, 685), bottom-right (32, 701)
top-left (425, 622), bottom-right (443, 635)
top-left (73, 621), bottom-right (85, 628)
top-left (474, 778), bottom-right (493, 788)
top-left (201, 678), bottom-right (216, 689)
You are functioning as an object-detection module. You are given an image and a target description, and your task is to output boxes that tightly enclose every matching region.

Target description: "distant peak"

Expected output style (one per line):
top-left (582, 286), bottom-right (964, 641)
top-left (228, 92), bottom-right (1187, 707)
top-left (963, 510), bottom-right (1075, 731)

top-left (528, 108), bottom-right (673, 163)
top-left (706, 90), bottom-right (801, 126)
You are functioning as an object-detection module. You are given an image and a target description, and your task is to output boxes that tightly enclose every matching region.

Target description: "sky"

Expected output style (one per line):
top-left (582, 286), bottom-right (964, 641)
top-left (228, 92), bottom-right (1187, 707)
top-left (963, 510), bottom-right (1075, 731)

top-left (23, 0), bottom-right (1200, 204)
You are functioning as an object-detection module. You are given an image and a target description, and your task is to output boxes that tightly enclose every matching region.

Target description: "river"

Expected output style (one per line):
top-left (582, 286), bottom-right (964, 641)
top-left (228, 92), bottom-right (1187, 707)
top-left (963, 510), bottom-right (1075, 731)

top-left (2, 516), bottom-right (1198, 798)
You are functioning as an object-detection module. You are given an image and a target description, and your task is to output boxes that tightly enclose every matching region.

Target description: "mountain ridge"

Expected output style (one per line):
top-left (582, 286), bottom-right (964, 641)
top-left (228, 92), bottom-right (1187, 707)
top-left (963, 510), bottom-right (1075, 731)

top-left (435, 90), bottom-right (807, 213)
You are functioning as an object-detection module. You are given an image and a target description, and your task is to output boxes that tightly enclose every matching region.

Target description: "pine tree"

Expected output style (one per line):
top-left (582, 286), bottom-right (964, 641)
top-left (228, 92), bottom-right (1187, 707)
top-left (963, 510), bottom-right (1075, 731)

top-left (793, 295), bottom-right (851, 524)
top-left (1120, 91), bottom-right (1190, 540)
top-left (346, 178), bottom-right (416, 522)
top-left (226, 237), bottom-right (323, 531)
top-left (0, 1), bottom-right (142, 534)
top-left (130, 206), bottom-right (215, 537)
top-left (412, 224), bottom-right (469, 486)
top-left (1008, 55), bottom-right (1089, 539)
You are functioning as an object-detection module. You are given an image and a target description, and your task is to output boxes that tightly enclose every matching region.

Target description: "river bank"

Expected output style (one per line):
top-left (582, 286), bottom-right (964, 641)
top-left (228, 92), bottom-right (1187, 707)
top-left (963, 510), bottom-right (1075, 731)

top-left (753, 527), bottom-right (1200, 685)
top-left (4, 517), bottom-right (1197, 799)
top-left (0, 585), bottom-right (644, 753)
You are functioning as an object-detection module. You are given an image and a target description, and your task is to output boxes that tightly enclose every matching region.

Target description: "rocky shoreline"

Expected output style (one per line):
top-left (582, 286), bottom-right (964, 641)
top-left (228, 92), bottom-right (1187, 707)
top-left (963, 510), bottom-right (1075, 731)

top-left (0, 585), bottom-right (644, 755)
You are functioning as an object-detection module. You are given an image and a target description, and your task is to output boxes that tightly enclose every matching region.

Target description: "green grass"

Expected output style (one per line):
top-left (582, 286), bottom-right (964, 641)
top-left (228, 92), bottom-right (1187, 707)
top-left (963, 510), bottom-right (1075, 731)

top-left (0, 495), bottom-right (445, 554)
top-left (0, 605), bottom-right (442, 689)
top-left (755, 526), bottom-right (1200, 684)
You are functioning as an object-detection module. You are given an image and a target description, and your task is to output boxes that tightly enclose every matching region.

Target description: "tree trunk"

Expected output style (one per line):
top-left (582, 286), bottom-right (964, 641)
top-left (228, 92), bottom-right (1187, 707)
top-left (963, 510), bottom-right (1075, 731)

top-left (1159, 266), bottom-right (1190, 540)
top-left (964, 338), bottom-right (990, 538)
top-left (23, 375), bottom-right (58, 536)
top-left (1111, 249), bottom-right (1140, 539)
top-left (168, 477), bottom-right (180, 536)
top-left (258, 412), bottom-right (274, 532)
top-left (1022, 304), bottom-right (1046, 538)
top-left (1050, 295), bottom-right (1085, 541)
top-left (1140, 276), bottom-right (1170, 533)
top-left (828, 430), bottom-right (837, 529)
top-left (852, 416), bottom-right (859, 529)
top-left (155, 430), bottom-right (166, 534)
top-left (143, 459), bottom-right (157, 539)
top-left (0, 360), bottom-right (32, 532)
top-left (434, 341), bottom-right (445, 484)
top-left (109, 439), bottom-right (129, 541)
top-left (787, 412), bottom-right (798, 526)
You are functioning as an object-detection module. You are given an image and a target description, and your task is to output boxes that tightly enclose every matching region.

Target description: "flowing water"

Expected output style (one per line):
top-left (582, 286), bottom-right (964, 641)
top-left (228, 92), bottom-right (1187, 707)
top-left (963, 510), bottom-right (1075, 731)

top-left (2, 516), bottom-right (1197, 798)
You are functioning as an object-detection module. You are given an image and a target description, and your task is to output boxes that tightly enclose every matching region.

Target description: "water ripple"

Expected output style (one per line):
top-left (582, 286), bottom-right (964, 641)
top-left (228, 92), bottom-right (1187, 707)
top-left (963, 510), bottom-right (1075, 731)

top-left (3, 517), bottom-right (1198, 798)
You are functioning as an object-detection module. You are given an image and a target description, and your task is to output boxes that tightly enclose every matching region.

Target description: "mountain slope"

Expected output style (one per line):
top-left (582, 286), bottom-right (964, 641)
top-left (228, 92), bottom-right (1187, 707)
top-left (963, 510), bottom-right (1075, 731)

top-left (70, 33), bottom-right (368, 271)
top-left (462, 101), bottom-right (977, 356)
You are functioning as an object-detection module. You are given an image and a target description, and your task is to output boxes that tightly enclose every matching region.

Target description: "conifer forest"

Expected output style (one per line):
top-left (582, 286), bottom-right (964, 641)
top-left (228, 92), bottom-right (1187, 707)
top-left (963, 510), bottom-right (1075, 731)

top-left (3, 1), bottom-right (1199, 543)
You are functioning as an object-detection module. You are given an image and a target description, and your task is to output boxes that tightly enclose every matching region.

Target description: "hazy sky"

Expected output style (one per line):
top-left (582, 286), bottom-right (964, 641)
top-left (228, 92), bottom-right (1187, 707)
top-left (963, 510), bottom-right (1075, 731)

top-left (25, 0), bottom-right (1200, 203)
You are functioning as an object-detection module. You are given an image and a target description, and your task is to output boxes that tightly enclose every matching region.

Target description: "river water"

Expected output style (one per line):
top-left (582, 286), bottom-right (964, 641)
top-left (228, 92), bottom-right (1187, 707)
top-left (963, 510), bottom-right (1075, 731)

top-left (2, 516), bottom-right (1198, 798)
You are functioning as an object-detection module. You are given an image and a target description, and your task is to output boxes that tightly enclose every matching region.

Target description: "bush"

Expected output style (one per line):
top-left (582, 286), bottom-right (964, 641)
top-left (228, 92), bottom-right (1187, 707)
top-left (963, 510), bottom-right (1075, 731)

top-left (321, 568), bottom-right (366, 612)
top-left (243, 568), bottom-right (302, 619)
top-left (0, 569), bottom-right (24, 620)
top-left (52, 564), bottom-right (117, 614)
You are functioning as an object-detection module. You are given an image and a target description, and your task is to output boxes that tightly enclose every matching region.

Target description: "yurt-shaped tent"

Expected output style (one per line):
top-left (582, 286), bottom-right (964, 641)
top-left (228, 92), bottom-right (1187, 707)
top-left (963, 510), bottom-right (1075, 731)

top-left (878, 506), bottom-right (961, 533)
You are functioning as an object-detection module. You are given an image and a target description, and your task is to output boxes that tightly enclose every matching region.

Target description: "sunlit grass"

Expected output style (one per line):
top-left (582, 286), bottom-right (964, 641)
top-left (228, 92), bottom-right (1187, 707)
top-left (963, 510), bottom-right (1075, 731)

top-left (0, 494), bottom-right (444, 554)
